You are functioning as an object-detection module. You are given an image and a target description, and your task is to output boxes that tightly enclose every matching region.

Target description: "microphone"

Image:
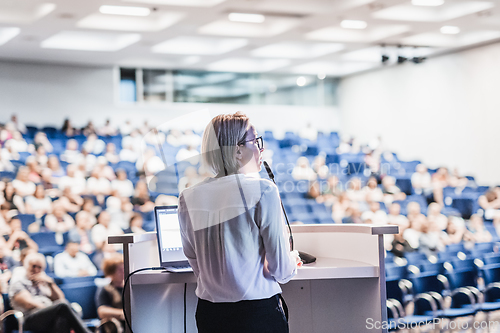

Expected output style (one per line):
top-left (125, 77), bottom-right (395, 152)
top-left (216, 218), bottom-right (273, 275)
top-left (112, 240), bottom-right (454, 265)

top-left (263, 161), bottom-right (316, 264)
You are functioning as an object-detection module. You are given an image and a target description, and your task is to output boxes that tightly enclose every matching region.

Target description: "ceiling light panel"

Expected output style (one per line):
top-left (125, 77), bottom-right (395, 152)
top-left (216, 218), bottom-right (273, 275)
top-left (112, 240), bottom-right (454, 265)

top-left (228, 13), bottom-right (265, 23)
top-left (77, 12), bottom-right (184, 32)
top-left (0, 27), bottom-right (21, 46)
top-left (440, 26), bottom-right (460, 34)
top-left (198, 18), bottom-right (299, 37)
top-left (41, 31), bottom-right (141, 51)
top-left (99, 5), bottom-right (151, 16)
top-left (412, 0), bottom-right (444, 6)
top-left (0, 2), bottom-right (55, 24)
top-left (152, 36), bottom-right (248, 55)
top-left (306, 24), bottom-right (410, 43)
top-left (291, 61), bottom-right (379, 76)
top-left (207, 58), bottom-right (290, 72)
top-left (121, 0), bottom-right (227, 7)
top-left (251, 42), bottom-right (344, 58)
top-left (340, 20), bottom-right (367, 30)
top-left (372, 1), bottom-right (494, 22)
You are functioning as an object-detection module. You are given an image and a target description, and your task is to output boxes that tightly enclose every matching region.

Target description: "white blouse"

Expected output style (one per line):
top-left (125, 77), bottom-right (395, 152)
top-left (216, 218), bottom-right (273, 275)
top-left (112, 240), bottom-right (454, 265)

top-left (179, 174), bottom-right (297, 303)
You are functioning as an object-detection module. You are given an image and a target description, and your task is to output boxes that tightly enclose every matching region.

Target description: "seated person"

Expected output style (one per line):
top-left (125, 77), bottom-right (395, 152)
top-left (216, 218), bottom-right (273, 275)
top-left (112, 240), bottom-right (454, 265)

top-left (441, 217), bottom-right (466, 246)
top-left (67, 211), bottom-right (95, 255)
top-left (123, 213), bottom-right (146, 234)
top-left (381, 176), bottom-right (406, 203)
top-left (419, 218), bottom-right (444, 258)
top-left (0, 244), bottom-right (17, 293)
top-left (361, 201), bottom-right (388, 225)
top-left (4, 216), bottom-right (39, 261)
top-left (427, 202), bottom-right (447, 231)
top-left (44, 203), bottom-right (75, 235)
top-left (387, 203), bottom-right (409, 229)
top-left (291, 157), bottom-right (317, 181)
top-left (96, 254), bottom-right (125, 330)
top-left (8, 252), bottom-right (91, 333)
top-left (403, 214), bottom-right (426, 251)
top-left (54, 240), bottom-right (98, 278)
top-left (362, 177), bottom-right (384, 202)
top-left (464, 214), bottom-right (492, 244)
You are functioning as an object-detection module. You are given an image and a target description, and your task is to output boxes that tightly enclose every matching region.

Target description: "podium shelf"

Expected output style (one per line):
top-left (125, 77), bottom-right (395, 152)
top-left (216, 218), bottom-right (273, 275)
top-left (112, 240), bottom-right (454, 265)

top-left (130, 257), bottom-right (377, 285)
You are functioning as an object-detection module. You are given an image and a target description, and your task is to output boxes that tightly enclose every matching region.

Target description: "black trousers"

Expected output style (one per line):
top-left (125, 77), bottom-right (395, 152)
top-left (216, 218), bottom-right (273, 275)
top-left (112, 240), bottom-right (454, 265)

top-left (196, 294), bottom-right (289, 333)
top-left (23, 301), bottom-right (90, 333)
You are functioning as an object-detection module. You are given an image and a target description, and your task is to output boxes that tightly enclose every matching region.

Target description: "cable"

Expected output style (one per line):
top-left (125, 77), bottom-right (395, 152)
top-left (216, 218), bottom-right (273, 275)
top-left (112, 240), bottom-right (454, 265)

top-left (263, 161), bottom-right (294, 251)
top-left (184, 283), bottom-right (187, 333)
top-left (122, 267), bottom-right (165, 333)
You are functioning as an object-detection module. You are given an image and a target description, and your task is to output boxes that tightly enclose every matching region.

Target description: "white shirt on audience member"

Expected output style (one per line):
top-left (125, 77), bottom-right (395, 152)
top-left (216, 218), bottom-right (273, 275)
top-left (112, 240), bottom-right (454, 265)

top-left (54, 251), bottom-right (98, 278)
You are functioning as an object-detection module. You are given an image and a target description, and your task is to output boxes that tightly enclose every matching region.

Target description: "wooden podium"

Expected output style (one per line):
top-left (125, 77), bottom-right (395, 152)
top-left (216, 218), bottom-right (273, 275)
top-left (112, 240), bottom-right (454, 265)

top-left (109, 223), bottom-right (397, 333)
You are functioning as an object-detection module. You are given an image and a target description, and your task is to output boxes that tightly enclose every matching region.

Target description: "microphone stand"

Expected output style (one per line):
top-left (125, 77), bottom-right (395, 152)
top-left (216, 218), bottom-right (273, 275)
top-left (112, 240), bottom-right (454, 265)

top-left (263, 161), bottom-right (316, 264)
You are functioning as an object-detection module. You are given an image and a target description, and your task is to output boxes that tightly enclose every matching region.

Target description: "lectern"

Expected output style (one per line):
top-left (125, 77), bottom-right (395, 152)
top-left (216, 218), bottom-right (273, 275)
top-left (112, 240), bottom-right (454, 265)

top-left (109, 223), bottom-right (398, 333)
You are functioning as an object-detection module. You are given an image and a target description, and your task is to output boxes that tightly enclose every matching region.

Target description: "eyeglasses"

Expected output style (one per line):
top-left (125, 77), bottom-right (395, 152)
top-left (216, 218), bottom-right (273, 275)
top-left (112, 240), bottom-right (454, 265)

top-left (239, 136), bottom-right (264, 150)
top-left (30, 264), bottom-right (43, 270)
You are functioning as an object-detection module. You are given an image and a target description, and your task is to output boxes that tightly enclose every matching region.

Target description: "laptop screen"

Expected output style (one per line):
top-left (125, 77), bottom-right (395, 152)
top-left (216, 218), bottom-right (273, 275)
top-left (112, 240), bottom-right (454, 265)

top-left (154, 205), bottom-right (189, 266)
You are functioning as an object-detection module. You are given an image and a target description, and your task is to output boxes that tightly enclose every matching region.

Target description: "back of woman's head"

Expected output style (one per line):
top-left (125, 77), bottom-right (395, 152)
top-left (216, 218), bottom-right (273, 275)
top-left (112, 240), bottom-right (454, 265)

top-left (201, 112), bottom-right (250, 176)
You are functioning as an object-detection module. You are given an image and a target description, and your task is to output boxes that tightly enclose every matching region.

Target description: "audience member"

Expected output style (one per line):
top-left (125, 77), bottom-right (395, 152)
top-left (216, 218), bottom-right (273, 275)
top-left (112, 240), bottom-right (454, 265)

top-left (363, 176), bottom-right (384, 202)
top-left (46, 155), bottom-right (66, 183)
top-left (387, 203), bottom-right (409, 228)
top-left (178, 166), bottom-right (201, 193)
top-left (123, 213), bottom-right (146, 234)
top-left (361, 201), bottom-right (388, 225)
top-left (54, 240), bottom-right (97, 278)
top-left (464, 214), bottom-right (492, 244)
top-left (381, 176), bottom-right (406, 203)
top-left (419, 218), bottom-right (444, 257)
top-left (131, 180), bottom-right (155, 213)
top-left (4, 216), bottom-right (39, 261)
top-left (67, 211), bottom-right (95, 255)
top-left (44, 204), bottom-right (75, 237)
top-left (83, 133), bottom-right (105, 155)
top-left (427, 202), bottom-right (447, 231)
top-left (292, 157), bottom-right (317, 181)
top-left (33, 132), bottom-right (53, 154)
top-left (111, 169), bottom-right (134, 198)
top-left (61, 118), bottom-right (77, 137)
top-left (12, 166), bottom-right (36, 197)
top-left (104, 143), bottom-right (120, 164)
top-left (59, 164), bottom-right (86, 195)
top-left (91, 211), bottom-right (123, 253)
top-left (411, 164), bottom-right (433, 197)
top-left (0, 244), bottom-right (17, 292)
top-left (96, 254), bottom-right (125, 330)
top-left (403, 214), bottom-right (426, 251)
top-left (60, 139), bottom-right (82, 165)
top-left (25, 185), bottom-right (53, 218)
top-left (441, 217), bottom-right (466, 245)
top-left (2, 181), bottom-right (25, 212)
top-left (9, 252), bottom-right (91, 333)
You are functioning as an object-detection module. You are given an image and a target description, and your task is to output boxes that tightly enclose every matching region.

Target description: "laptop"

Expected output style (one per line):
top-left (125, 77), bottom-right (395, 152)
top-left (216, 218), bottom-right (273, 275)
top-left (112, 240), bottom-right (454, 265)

top-left (154, 205), bottom-right (192, 273)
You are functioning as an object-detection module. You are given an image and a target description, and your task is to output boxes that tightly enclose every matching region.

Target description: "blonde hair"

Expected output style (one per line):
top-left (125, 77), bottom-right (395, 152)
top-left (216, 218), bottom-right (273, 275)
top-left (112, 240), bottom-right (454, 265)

top-left (201, 112), bottom-right (250, 176)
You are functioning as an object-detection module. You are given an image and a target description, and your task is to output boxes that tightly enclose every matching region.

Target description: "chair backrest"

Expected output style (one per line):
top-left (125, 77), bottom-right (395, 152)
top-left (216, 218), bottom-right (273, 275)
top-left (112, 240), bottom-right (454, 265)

top-left (410, 272), bottom-right (446, 295)
top-left (482, 264), bottom-right (500, 286)
top-left (385, 264), bottom-right (408, 280)
top-left (446, 269), bottom-right (478, 289)
top-left (386, 278), bottom-right (404, 304)
top-left (483, 253), bottom-right (500, 266)
top-left (419, 262), bottom-right (445, 274)
top-left (59, 282), bottom-right (98, 320)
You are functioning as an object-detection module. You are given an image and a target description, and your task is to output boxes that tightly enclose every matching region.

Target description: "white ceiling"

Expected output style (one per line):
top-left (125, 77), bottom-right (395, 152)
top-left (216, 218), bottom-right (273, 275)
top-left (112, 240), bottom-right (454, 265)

top-left (0, 0), bottom-right (499, 77)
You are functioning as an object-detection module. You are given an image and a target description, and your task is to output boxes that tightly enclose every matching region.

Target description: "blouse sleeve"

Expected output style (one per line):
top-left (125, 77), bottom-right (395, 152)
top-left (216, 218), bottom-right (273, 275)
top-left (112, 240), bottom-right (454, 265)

top-left (178, 193), bottom-right (200, 276)
top-left (256, 183), bottom-right (297, 284)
